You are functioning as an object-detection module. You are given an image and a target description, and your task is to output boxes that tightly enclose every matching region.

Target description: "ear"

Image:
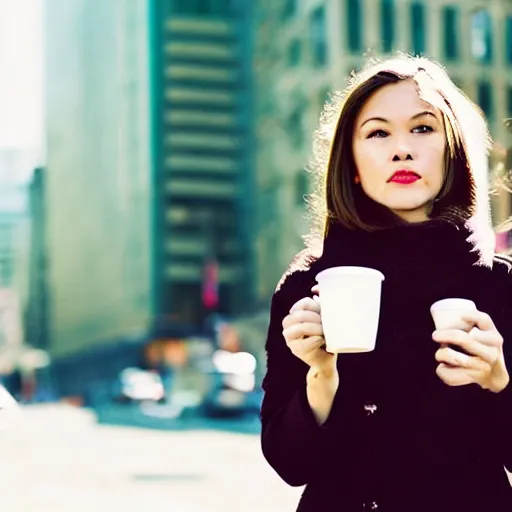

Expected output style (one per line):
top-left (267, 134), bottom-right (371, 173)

top-left (354, 175), bottom-right (361, 184)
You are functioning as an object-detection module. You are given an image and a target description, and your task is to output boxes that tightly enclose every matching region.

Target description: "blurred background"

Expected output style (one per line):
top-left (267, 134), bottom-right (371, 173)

top-left (0, 0), bottom-right (512, 510)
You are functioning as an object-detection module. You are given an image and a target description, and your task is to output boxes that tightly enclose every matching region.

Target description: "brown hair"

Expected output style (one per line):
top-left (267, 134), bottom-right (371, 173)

top-left (305, 55), bottom-right (493, 243)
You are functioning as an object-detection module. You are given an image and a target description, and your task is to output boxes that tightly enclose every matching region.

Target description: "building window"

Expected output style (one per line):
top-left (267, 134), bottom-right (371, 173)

top-left (442, 6), bottom-right (459, 61)
top-left (471, 10), bottom-right (493, 64)
top-left (310, 6), bottom-right (327, 67)
top-left (410, 2), bottom-right (426, 55)
top-left (282, 0), bottom-right (297, 20)
top-left (506, 16), bottom-right (512, 65)
top-left (477, 82), bottom-right (493, 121)
top-left (318, 85), bottom-right (331, 111)
top-left (288, 107), bottom-right (304, 147)
top-left (288, 39), bottom-right (301, 67)
top-left (295, 172), bottom-right (309, 206)
top-left (381, 0), bottom-right (395, 53)
top-left (346, 0), bottom-right (363, 53)
top-left (452, 77), bottom-right (464, 91)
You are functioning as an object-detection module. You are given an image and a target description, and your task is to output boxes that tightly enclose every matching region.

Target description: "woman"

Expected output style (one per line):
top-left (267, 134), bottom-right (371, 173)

top-left (261, 55), bottom-right (512, 512)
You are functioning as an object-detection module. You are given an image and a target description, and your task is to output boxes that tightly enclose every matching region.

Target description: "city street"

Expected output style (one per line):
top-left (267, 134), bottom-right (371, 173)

top-left (0, 404), bottom-right (301, 512)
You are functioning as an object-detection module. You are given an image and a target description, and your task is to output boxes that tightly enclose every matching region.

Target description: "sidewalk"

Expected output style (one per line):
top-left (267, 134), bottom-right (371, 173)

top-left (0, 404), bottom-right (301, 512)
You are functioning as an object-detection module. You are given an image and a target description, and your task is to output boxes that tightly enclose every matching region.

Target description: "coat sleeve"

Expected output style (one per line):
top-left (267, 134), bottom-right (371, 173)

top-left (260, 270), bottom-right (339, 487)
top-left (488, 257), bottom-right (512, 472)
top-left (488, 336), bottom-right (512, 472)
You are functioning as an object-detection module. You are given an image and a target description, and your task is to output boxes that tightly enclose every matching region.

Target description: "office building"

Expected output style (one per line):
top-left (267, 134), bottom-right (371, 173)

top-left (43, 0), bottom-right (255, 375)
top-left (44, 0), bottom-right (153, 360)
top-left (149, 0), bottom-right (255, 333)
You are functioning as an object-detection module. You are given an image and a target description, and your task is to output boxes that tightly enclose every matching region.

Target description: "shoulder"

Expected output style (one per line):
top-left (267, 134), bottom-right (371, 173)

top-left (274, 246), bottom-right (322, 297)
top-left (475, 254), bottom-right (512, 320)
top-left (482, 254), bottom-right (512, 289)
top-left (491, 254), bottom-right (512, 275)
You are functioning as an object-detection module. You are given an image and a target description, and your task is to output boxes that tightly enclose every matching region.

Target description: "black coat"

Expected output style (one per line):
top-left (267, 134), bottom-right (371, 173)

top-left (261, 221), bottom-right (512, 512)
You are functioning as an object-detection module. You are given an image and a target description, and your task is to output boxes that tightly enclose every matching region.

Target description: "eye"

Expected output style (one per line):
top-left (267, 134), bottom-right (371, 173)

top-left (412, 125), bottom-right (434, 134)
top-left (367, 129), bottom-right (388, 139)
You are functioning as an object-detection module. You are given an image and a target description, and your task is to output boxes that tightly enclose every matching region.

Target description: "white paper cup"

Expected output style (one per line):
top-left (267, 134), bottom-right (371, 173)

top-left (315, 266), bottom-right (385, 353)
top-left (430, 298), bottom-right (477, 331)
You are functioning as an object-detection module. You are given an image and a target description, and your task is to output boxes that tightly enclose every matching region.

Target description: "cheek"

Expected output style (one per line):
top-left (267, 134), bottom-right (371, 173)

top-left (424, 140), bottom-right (446, 187)
top-left (353, 143), bottom-right (384, 181)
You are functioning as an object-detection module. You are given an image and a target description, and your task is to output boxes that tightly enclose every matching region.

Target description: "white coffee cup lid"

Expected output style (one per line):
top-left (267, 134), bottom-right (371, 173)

top-left (430, 298), bottom-right (476, 312)
top-left (316, 266), bottom-right (385, 282)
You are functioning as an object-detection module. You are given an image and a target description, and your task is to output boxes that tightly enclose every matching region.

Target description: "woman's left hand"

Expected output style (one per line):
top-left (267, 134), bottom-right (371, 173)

top-left (432, 310), bottom-right (510, 393)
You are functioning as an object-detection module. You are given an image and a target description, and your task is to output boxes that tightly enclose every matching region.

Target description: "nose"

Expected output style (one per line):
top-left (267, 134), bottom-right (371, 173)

top-left (392, 136), bottom-right (414, 162)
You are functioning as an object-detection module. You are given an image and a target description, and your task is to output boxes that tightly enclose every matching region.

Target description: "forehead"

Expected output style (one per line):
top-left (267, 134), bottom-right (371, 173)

top-left (357, 79), bottom-right (439, 120)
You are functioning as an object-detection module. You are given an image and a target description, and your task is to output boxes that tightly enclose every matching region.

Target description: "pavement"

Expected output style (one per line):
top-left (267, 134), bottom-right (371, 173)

top-left (0, 404), bottom-right (301, 512)
top-left (2, 403), bottom-right (509, 511)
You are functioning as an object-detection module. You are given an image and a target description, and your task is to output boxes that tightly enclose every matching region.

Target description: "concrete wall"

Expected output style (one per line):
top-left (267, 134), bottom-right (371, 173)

top-left (43, 0), bottom-right (152, 356)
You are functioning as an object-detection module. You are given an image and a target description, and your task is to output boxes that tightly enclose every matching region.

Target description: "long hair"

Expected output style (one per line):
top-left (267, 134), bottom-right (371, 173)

top-left (304, 54), bottom-right (495, 261)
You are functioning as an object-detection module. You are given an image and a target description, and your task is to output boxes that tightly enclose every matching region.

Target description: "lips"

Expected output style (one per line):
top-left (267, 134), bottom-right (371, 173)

top-left (388, 170), bottom-right (421, 184)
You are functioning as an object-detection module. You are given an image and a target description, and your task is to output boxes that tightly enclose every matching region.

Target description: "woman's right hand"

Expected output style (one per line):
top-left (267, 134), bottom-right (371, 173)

top-left (282, 287), bottom-right (337, 374)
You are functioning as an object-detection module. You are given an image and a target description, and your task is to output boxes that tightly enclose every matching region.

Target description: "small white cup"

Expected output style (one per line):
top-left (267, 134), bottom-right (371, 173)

top-left (430, 298), bottom-right (477, 331)
top-left (315, 266), bottom-right (385, 353)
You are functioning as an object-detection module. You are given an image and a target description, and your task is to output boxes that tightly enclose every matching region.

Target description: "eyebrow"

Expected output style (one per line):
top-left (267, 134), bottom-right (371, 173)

top-left (360, 110), bottom-right (438, 128)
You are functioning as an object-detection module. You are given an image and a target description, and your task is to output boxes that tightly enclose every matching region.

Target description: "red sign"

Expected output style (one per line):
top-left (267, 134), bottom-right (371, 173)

top-left (202, 259), bottom-right (219, 309)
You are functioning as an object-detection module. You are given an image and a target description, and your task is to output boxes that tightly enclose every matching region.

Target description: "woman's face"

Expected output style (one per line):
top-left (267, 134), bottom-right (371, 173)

top-left (352, 79), bottom-right (447, 223)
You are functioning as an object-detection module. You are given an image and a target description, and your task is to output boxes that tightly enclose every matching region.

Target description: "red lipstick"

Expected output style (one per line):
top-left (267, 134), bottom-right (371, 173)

top-left (389, 170), bottom-right (420, 184)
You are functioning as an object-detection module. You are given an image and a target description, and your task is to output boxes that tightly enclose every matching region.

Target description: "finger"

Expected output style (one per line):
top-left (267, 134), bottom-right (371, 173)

top-left (433, 329), bottom-right (498, 364)
top-left (293, 335), bottom-right (326, 352)
top-left (290, 297), bottom-right (321, 314)
top-left (468, 326), bottom-right (503, 348)
top-left (436, 363), bottom-right (479, 387)
top-left (283, 322), bottom-right (323, 342)
top-left (435, 346), bottom-right (489, 371)
top-left (282, 310), bottom-right (322, 329)
top-left (287, 335), bottom-right (326, 359)
top-left (460, 311), bottom-right (496, 333)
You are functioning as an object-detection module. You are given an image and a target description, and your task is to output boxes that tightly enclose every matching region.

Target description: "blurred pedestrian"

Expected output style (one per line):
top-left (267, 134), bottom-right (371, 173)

top-left (261, 55), bottom-right (512, 511)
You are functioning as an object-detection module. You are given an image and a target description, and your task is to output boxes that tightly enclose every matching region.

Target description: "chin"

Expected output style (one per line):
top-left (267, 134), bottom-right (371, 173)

top-left (384, 196), bottom-right (433, 212)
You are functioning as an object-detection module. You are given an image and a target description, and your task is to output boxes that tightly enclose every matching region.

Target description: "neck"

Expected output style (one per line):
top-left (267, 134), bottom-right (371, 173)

top-left (320, 217), bottom-right (487, 273)
top-left (316, 218), bottom-right (488, 307)
top-left (391, 209), bottom-right (429, 224)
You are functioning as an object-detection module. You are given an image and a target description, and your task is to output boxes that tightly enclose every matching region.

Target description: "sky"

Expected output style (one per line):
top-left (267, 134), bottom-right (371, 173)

top-left (0, 0), bottom-right (43, 153)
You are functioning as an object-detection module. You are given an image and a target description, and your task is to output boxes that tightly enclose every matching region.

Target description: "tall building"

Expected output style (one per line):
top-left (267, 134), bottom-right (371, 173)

top-left (25, 167), bottom-right (49, 352)
top-left (42, 0), bottom-right (256, 383)
top-left (149, 0), bottom-right (256, 334)
top-left (254, 0), bottom-right (512, 300)
top-left (0, 152), bottom-right (32, 359)
top-left (0, 149), bottom-right (33, 297)
top-left (0, 208), bottom-right (27, 290)
top-left (43, 0), bottom-right (153, 362)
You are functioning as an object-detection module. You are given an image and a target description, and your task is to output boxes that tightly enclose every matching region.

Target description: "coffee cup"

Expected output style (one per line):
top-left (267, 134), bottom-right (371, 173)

top-left (430, 298), bottom-right (477, 332)
top-left (315, 266), bottom-right (385, 353)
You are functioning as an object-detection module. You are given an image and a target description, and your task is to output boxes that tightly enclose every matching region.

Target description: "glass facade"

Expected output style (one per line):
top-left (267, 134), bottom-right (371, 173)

top-left (442, 6), bottom-right (459, 61)
top-left (470, 10), bottom-right (493, 64)
top-left (477, 81), bottom-right (493, 121)
top-left (506, 16), bottom-right (512, 65)
top-left (310, 6), bottom-right (327, 67)
top-left (288, 39), bottom-right (301, 67)
top-left (150, 0), bottom-right (255, 329)
top-left (381, 0), bottom-right (395, 53)
top-left (410, 2), bottom-right (426, 55)
top-left (346, 0), bottom-right (363, 53)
